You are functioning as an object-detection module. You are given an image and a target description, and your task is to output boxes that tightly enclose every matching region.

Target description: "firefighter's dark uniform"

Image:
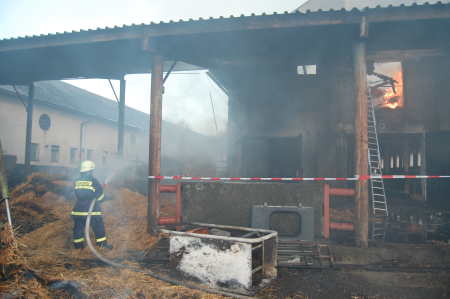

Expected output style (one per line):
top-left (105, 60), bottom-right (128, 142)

top-left (72, 174), bottom-right (108, 249)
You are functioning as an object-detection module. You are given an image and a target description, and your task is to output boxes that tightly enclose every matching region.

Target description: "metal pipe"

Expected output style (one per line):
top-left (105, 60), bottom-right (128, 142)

top-left (12, 86), bottom-right (27, 111)
top-left (163, 60), bottom-right (178, 85)
top-left (329, 188), bottom-right (356, 197)
top-left (0, 141), bottom-right (14, 238)
top-left (148, 53), bottom-right (164, 233)
top-left (118, 77), bottom-right (126, 160)
top-left (353, 42), bottom-right (369, 248)
top-left (330, 222), bottom-right (355, 231)
top-left (158, 217), bottom-right (176, 225)
top-left (108, 79), bottom-right (120, 103)
top-left (160, 185), bottom-right (176, 192)
top-left (24, 83), bottom-right (34, 178)
top-left (240, 230), bottom-right (260, 238)
top-left (210, 93), bottom-right (223, 161)
top-left (206, 72), bottom-right (229, 96)
top-left (79, 119), bottom-right (93, 168)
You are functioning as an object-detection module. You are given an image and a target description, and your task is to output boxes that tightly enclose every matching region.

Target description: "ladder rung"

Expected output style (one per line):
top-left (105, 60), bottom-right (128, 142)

top-left (374, 201), bottom-right (386, 204)
top-left (374, 208), bottom-right (387, 210)
top-left (373, 194), bottom-right (385, 197)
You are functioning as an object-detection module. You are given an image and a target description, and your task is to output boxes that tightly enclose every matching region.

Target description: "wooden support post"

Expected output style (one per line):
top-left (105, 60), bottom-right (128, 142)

top-left (118, 77), bottom-right (126, 160)
top-left (353, 42), bottom-right (369, 248)
top-left (24, 83), bottom-right (34, 179)
top-left (148, 54), bottom-right (164, 233)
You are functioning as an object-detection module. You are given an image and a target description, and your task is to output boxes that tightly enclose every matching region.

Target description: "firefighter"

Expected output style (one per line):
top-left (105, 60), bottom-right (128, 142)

top-left (72, 160), bottom-right (113, 250)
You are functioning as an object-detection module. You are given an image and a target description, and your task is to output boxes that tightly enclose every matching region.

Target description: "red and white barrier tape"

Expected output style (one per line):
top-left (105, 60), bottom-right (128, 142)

top-left (356, 175), bottom-right (450, 179)
top-left (149, 175), bottom-right (450, 180)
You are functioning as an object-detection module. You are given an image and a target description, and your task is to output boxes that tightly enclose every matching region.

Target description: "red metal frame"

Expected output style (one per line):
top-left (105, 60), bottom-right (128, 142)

top-left (158, 184), bottom-right (181, 228)
top-left (324, 185), bottom-right (356, 237)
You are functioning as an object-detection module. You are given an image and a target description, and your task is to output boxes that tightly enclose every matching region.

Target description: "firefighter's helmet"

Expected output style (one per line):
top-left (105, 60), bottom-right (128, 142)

top-left (80, 160), bottom-right (95, 173)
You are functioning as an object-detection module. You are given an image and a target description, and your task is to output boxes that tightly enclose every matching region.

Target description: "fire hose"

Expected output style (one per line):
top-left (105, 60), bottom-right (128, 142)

top-left (84, 198), bottom-right (250, 299)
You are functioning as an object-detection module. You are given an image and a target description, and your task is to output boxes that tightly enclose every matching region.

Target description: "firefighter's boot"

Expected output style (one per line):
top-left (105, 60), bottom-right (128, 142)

top-left (74, 242), bottom-right (85, 250)
top-left (97, 240), bottom-right (113, 250)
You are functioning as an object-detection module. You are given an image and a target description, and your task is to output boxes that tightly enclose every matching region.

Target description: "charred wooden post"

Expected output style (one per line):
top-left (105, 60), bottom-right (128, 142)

top-left (353, 42), bottom-right (369, 248)
top-left (24, 83), bottom-right (34, 178)
top-left (118, 77), bottom-right (126, 160)
top-left (148, 54), bottom-right (164, 233)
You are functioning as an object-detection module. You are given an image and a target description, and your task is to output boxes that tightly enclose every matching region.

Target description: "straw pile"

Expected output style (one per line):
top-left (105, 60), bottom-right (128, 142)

top-left (0, 173), bottom-right (225, 298)
top-left (0, 224), bottom-right (63, 298)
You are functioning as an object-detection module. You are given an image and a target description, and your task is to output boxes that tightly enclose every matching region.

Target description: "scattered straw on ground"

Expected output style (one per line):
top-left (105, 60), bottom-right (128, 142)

top-left (0, 173), bottom-right (224, 298)
top-left (0, 224), bottom-right (63, 298)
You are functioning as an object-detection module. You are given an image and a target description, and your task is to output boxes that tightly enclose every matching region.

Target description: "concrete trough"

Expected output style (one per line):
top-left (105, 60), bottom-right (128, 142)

top-left (155, 222), bottom-right (278, 296)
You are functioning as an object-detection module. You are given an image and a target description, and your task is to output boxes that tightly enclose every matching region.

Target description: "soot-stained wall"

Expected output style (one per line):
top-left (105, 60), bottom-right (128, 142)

top-left (225, 57), bottom-right (450, 204)
top-left (180, 182), bottom-right (325, 237)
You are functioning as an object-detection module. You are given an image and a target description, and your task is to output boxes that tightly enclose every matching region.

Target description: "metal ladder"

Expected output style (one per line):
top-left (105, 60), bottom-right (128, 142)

top-left (370, 221), bottom-right (388, 242)
top-left (367, 87), bottom-right (388, 216)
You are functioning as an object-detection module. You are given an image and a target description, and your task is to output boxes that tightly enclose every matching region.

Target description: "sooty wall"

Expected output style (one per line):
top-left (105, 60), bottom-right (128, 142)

top-left (180, 182), bottom-right (325, 237)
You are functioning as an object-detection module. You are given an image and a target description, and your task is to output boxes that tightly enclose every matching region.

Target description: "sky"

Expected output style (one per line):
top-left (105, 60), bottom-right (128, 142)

top-left (0, 0), bottom-right (306, 136)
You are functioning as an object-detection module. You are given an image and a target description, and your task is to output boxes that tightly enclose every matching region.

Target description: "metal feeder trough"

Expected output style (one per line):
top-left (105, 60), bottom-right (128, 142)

top-left (155, 222), bottom-right (278, 296)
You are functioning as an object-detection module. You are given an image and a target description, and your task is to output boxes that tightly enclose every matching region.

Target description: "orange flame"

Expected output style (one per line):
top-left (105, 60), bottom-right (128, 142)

top-left (383, 86), bottom-right (402, 109)
top-left (371, 64), bottom-right (404, 110)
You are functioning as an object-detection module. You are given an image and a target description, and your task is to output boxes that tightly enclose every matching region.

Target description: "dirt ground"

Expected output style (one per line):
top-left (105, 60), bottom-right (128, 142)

top-left (262, 269), bottom-right (450, 299)
top-left (1, 173), bottom-right (450, 298)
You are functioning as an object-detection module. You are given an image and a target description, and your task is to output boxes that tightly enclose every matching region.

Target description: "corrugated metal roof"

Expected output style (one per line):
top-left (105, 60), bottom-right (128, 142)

top-left (294, 0), bottom-right (450, 13)
top-left (2, 1), bottom-right (448, 41)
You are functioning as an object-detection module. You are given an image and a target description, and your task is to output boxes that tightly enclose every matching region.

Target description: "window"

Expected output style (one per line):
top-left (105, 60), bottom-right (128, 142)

top-left (39, 114), bottom-right (51, 131)
top-left (102, 151), bottom-right (108, 165)
top-left (51, 145), bottom-right (59, 163)
top-left (30, 143), bottom-right (39, 161)
top-left (87, 150), bottom-right (93, 160)
top-left (418, 151), bottom-right (421, 167)
top-left (130, 134), bottom-right (136, 146)
top-left (70, 148), bottom-right (77, 164)
top-left (297, 65), bottom-right (317, 75)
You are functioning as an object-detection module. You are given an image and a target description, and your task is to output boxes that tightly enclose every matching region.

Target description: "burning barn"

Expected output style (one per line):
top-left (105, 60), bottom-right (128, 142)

top-left (1, 1), bottom-right (450, 298)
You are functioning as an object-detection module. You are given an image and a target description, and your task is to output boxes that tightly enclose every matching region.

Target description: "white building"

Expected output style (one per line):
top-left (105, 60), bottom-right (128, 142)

top-left (0, 81), bottom-right (218, 180)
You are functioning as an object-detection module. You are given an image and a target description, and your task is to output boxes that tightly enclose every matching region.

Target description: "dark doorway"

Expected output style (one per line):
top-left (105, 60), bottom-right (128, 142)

top-left (241, 135), bottom-right (302, 178)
